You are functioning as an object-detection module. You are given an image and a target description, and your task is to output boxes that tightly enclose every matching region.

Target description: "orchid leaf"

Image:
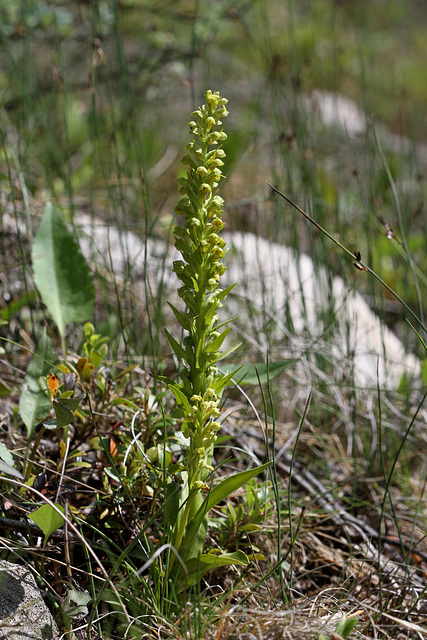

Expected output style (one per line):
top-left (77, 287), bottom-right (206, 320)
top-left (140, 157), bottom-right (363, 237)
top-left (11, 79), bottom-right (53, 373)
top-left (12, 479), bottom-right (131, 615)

top-left (32, 202), bottom-right (94, 338)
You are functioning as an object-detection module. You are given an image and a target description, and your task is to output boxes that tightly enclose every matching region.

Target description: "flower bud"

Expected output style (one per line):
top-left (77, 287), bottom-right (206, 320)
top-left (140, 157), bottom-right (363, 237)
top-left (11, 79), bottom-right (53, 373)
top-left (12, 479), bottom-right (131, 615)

top-left (196, 166), bottom-right (209, 179)
top-left (174, 225), bottom-right (186, 237)
top-left (200, 183), bottom-right (212, 199)
top-left (207, 278), bottom-right (218, 290)
top-left (208, 131), bottom-right (220, 143)
top-left (181, 154), bottom-right (195, 167)
top-left (173, 260), bottom-right (186, 274)
top-left (205, 90), bottom-right (218, 111)
top-left (208, 158), bottom-right (224, 168)
top-left (206, 116), bottom-right (216, 131)
top-left (211, 217), bottom-right (223, 230)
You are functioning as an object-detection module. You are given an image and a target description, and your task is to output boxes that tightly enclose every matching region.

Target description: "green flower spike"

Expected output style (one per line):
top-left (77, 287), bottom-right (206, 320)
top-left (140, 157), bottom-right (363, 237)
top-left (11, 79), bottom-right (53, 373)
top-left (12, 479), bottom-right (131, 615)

top-left (166, 91), bottom-right (233, 539)
top-left (165, 91), bottom-right (270, 584)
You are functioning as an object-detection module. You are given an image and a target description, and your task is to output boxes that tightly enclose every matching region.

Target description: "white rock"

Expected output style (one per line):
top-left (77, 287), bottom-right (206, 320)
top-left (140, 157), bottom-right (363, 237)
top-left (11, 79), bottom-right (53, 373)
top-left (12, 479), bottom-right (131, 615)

top-left (223, 232), bottom-right (420, 388)
top-left (75, 215), bottom-right (420, 388)
top-left (307, 90), bottom-right (367, 138)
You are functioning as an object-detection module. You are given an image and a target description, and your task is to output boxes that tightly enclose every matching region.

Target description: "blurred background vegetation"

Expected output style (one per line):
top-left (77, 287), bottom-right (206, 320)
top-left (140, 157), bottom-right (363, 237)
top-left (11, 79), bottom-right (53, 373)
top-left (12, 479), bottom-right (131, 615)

top-left (0, 0), bottom-right (426, 356)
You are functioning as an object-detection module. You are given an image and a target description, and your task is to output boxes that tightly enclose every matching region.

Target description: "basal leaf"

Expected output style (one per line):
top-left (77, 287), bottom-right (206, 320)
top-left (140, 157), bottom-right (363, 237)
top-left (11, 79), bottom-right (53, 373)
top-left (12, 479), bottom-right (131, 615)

top-left (180, 550), bottom-right (249, 586)
top-left (32, 202), bottom-right (94, 338)
top-left (336, 615), bottom-right (358, 638)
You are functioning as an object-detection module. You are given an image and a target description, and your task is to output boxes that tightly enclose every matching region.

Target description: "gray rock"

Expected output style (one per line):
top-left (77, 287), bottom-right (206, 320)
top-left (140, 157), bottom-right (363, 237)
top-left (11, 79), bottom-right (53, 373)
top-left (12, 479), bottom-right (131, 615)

top-left (0, 560), bottom-right (59, 640)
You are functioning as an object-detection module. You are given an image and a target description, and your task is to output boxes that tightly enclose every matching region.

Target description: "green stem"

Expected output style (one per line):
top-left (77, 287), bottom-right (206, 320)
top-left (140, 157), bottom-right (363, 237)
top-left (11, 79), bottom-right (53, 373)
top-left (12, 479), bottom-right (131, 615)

top-left (25, 425), bottom-right (46, 480)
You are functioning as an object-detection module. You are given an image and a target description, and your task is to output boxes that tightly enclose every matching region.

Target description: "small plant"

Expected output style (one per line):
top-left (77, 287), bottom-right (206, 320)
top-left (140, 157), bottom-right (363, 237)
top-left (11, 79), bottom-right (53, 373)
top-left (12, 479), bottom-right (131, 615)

top-left (319, 613), bottom-right (358, 640)
top-left (163, 90), bottom-right (270, 584)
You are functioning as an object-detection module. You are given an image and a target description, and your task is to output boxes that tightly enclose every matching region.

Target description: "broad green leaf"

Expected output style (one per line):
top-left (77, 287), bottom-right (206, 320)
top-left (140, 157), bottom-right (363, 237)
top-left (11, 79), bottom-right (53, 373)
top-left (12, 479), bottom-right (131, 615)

top-left (30, 503), bottom-right (65, 547)
top-left (180, 461), bottom-right (271, 561)
top-left (336, 615), bottom-right (358, 639)
top-left (0, 441), bottom-right (14, 467)
top-left (62, 586), bottom-right (91, 618)
top-left (0, 460), bottom-right (24, 480)
top-left (221, 360), bottom-right (298, 386)
top-left (52, 395), bottom-right (84, 428)
top-left (19, 330), bottom-right (58, 439)
top-left (0, 442), bottom-right (24, 479)
top-left (32, 202), bottom-right (94, 338)
top-left (181, 550), bottom-right (249, 586)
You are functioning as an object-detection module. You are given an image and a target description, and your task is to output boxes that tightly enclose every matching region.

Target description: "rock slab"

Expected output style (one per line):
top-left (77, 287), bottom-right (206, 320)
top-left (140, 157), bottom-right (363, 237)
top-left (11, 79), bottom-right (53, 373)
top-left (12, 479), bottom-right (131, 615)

top-left (0, 560), bottom-right (59, 640)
